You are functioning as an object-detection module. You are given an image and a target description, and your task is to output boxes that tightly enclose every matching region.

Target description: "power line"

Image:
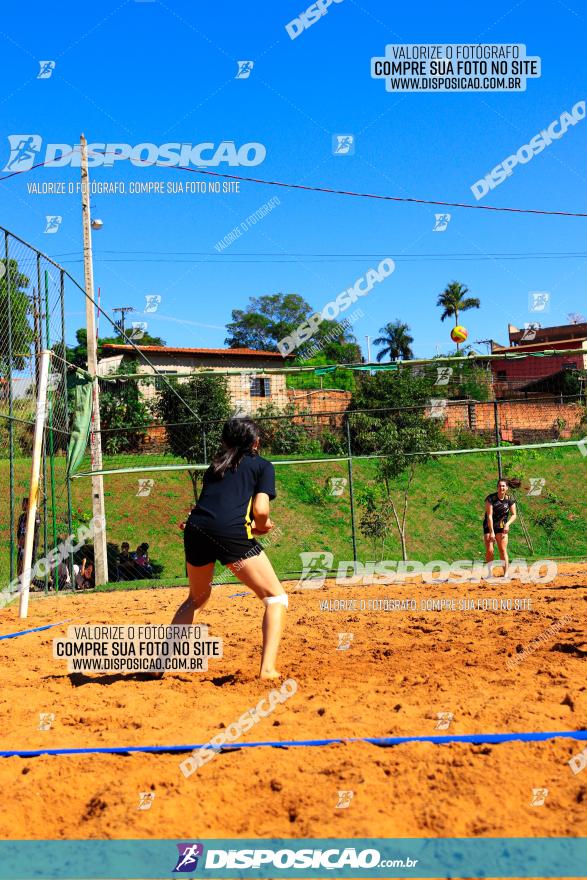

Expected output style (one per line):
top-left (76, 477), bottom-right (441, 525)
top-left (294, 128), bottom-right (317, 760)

top-left (113, 155), bottom-right (587, 218)
top-left (48, 250), bottom-right (587, 257)
top-left (3, 146), bottom-right (587, 218)
top-left (155, 161), bottom-right (587, 218)
top-left (48, 250), bottom-right (587, 265)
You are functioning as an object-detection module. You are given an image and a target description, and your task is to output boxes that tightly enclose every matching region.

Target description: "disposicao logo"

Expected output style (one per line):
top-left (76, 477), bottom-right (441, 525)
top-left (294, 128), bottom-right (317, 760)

top-left (3, 136), bottom-right (267, 172)
top-left (173, 843), bottom-right (204, 873)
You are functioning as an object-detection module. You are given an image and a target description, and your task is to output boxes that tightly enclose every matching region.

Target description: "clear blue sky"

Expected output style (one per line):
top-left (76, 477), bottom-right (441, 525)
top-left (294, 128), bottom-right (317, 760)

top-left (1, 0), bottom-right (586, 358)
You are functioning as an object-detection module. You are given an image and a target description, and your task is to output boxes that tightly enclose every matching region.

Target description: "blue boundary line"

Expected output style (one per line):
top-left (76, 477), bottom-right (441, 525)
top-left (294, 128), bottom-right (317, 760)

top-left (0, 620), bottom-right (70, 641)
top-left (2, 729), bottom-right (587, 758)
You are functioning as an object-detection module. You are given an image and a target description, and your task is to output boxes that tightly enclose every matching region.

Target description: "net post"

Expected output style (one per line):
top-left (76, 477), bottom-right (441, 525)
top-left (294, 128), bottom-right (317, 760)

top-left (19, 349), bottom-right (51, 619)
top-left (44, 269), bottom-right (58, 586)
top-left (345, 413), bottom-right (358, 565)
top-left (5, 231), bottom-right (15, 584)
top-left (35, 255), bottom-right (49, 594)
top-left (493, 399), bottom-right (503, 479)
top-left (60, 269), bottom-right (75, 589)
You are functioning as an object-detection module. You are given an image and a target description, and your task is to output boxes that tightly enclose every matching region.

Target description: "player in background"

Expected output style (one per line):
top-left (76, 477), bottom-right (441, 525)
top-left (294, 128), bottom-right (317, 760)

top-left (483, 478), bottom-right (517, 578)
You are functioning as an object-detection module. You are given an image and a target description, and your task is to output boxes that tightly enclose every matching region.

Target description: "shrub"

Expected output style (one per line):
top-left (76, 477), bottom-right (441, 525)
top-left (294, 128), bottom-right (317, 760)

top-left (320, 428), bottom-right (346, 456)
top-left (256, 404), bottom-right (313, 455)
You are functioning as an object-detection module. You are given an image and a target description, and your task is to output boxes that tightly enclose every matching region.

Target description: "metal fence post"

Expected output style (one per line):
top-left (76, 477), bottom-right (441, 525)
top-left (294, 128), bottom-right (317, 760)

top-left (60, 270), bottom-right (75, 587)
top-left (5, 232), bottom-right (15, 583)
top-left (44, 270), bottom-right (58, 585)
top-left (345, 414), bottom-right (358, 565)
top-left (493, 399), bottom-right (503, 479)
top-left (36, 255), bottom-right (48, 593)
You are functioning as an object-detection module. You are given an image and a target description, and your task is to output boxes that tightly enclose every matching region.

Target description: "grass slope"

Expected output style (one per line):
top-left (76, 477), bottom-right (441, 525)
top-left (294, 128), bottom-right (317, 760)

top-left (1, 446), bottom-right (586, 589)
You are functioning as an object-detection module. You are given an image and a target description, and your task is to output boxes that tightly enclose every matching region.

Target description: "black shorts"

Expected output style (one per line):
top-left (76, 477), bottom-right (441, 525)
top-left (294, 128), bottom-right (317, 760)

top-left (483, 523), bottom-right (506, 536)
top-left (184, 522), bottom-right (263, 567)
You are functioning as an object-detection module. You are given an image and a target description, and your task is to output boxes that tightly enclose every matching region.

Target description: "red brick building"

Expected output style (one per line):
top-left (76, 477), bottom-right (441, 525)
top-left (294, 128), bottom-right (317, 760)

top-left (490, 322), bottom-right (587, 397)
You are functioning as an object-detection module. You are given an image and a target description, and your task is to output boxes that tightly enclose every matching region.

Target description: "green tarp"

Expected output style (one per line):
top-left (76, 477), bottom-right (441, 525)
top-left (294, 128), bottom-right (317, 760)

top-left (66, 371), bottom-right (94, 477)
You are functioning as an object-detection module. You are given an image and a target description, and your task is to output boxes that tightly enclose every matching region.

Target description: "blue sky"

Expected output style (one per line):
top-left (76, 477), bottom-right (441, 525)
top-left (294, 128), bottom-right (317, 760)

top-left (1, 0), bottom-right (586, 359)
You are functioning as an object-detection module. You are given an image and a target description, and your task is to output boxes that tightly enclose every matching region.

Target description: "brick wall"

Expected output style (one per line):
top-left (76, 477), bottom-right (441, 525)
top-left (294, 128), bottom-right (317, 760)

top-left (438, 400), bottom-right (584, 439)
top-left (287, 389), bottom-right (352, 426)
top-left (141, 394), bottom-right (583, 453)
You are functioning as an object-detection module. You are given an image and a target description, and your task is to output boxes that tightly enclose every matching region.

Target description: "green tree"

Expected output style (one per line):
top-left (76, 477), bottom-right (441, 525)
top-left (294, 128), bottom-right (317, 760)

top-left (0, 258), bottom-right (34, 376)
top-left (99, 361), bottom-right (152, 454)
top-left (225, 294), bottom-right (309, 350)
top-left (436, 281), bottom-right (480, 350)
top-left (349, 369), bottom-right (443, 558)
top-left (286, 351), bottom-right (356, 392)
top-left (253, 402), bottom-right (321, 455)
top-left (225, 293), bottom-right (359, 361)
top-left (350, 368), bottom-right (437, 417)
top-left (354, 417), bottom-right (441, 560)
top-left (152, 374), bottom-right (231, 498)
top-left (372, 320), bottom-right (414, 362)
top-left (431, 352), bottom-right (492, 401)
top-left (297, 315), bottom-right (362, 364)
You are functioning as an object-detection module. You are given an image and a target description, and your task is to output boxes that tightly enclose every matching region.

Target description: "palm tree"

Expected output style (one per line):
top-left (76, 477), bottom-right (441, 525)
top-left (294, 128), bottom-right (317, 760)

top-left (373, 320), bottom-right (414, 362)
top-left (436, 281), bottom-right (480, 349)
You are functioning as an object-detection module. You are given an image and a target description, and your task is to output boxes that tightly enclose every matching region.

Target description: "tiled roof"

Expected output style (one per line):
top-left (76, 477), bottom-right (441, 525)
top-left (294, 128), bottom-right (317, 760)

top-left (100, 344), bottom-right (290, 358)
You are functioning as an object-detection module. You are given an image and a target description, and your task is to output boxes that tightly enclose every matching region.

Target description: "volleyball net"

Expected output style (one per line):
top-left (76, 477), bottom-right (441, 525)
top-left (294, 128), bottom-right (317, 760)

top-left (2, 258), bottom-right (586, 603)
top-left (55, 359), bottom-right (587, 590)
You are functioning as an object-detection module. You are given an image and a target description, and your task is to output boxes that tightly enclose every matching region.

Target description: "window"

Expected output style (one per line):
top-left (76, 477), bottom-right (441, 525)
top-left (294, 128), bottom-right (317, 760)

top-left (563, 362), bottom-right (576, 371)
top-left (496, 370), bottom-right (507, 380)
top-left (250, 377), bottom-right (271, 397)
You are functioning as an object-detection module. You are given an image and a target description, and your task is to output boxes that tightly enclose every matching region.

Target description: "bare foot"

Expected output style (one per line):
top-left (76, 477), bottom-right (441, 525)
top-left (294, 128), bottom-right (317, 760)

top-left (259, 669), bottom-right (281, 680)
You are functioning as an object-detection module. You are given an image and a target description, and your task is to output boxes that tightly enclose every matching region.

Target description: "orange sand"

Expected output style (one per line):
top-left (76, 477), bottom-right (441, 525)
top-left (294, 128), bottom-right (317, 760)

top-left (0, 563), bottom-right (586, 842)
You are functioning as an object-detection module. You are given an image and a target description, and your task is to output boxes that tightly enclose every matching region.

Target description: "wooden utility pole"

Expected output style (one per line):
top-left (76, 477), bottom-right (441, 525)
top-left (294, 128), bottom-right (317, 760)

top-left (112, 306), bottom-right (135, 338)
top-left (80, 133), bottom-right (108, 584)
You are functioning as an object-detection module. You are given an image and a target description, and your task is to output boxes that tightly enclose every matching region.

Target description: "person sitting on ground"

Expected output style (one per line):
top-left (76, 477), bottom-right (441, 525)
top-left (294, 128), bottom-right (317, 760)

top-left (16, 497), bottom-right (41, 580)
top-left (117, 541), bottom-right (134, 581)
top-left (73, 558), bottom-right (94, 590)
top-left (132, 542), bottom-right (153, 578)
top-left (57, 558), bottom-right (72, 590)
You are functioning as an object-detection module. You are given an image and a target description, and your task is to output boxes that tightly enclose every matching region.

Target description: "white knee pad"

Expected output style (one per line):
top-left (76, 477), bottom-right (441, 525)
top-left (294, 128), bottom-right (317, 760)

top-left (264, 593), bottom-right (288, 609)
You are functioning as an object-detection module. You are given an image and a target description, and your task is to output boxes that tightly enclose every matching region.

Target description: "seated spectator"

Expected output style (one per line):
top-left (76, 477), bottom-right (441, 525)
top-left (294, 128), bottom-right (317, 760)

top-left (57, 559), bottom-right (72, 590)
top-left (117, 541), bottom-right (134, 581)
top-left (16, 497), bottom-right (41, 580)
top-left (73, 558), bottom-right (94, 590)
top-left (132, 542), bottom-right (153, 578)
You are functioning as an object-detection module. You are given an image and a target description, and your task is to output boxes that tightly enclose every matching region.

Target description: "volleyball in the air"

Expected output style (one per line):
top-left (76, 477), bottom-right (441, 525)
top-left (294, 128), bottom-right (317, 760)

top-left (451, 325), bottom-right (468, 343)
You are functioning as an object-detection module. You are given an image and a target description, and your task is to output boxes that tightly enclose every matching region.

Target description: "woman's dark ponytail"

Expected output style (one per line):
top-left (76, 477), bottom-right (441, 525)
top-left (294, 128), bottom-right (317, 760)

top-left (212, 417), bottom-right (261, 477)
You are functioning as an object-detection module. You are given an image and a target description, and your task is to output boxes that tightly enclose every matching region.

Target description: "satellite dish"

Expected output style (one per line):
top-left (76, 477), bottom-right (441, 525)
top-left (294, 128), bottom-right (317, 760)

top-left (91, 218), bottom-right (104, 230)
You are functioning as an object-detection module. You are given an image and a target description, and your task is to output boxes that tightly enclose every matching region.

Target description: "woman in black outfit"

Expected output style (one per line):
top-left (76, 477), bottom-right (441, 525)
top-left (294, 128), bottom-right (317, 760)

top-left (172, 418), bottom-right (287, 679)
top-left (483, 478), bottom-right (517, 578)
